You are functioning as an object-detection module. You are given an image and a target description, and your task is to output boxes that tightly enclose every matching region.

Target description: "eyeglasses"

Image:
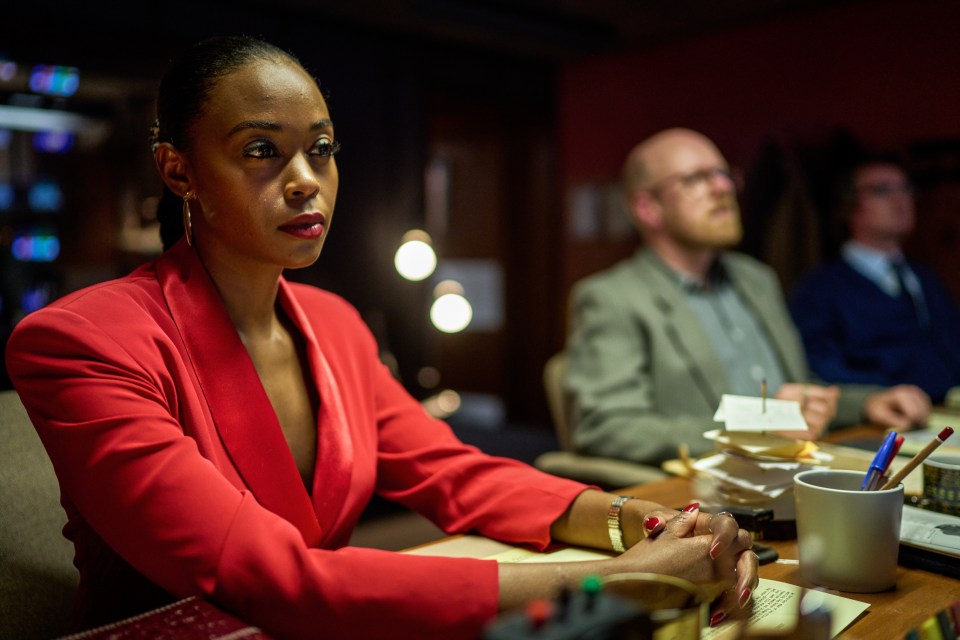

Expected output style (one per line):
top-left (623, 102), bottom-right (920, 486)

top-left (646, 166), bottom-right (743, 196)
top-left (856, 183), bottom-right (914, 198)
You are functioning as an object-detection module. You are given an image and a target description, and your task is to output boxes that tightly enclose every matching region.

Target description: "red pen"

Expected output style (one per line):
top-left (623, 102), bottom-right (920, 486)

top-left (882, 434), bottom-right (904, 475)
top-left (871, 434), bottom-right (905, 490)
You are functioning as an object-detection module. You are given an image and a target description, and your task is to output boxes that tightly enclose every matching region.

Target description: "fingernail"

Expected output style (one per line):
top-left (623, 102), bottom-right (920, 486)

top-left (739, 587), bottom-right (752, 608)
top-left (709, 541), bottom-right (721, 559)
top-left (710, 611), bottom-right (726, 627)
top-left (681, 502), bottom-right (700, 513)
top-left (643, 515), bottom-right (663, 531)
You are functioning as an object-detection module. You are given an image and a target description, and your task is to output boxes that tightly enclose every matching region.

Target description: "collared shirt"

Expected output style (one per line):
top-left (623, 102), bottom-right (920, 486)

top-left (654, 255), bottom-right (787, 397)
top-left (841, 240), bottom-right (918, 297)
top-left (842, 240), bottom-right (928, 325)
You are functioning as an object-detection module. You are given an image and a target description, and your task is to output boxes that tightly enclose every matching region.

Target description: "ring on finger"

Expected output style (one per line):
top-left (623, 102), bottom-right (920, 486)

top-left (711, 511), bottom-right (734, 526)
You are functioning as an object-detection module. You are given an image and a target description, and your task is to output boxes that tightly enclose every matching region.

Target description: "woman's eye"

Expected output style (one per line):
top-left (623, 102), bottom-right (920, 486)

top-left (243, 142), bottom-right (278, 159)
top-left (312, 138), bottom-right (341, 159)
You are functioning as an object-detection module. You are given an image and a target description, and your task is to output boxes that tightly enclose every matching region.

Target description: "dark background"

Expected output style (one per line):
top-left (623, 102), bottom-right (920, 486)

top-left (1, 0), bottom-right (959, 437)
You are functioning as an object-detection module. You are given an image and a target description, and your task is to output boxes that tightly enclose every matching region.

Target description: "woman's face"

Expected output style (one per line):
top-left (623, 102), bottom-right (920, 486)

top-left (185, 56), bottom-right (339, 270)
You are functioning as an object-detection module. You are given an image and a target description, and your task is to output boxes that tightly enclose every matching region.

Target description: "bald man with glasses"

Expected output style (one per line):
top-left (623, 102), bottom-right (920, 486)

top-left (563, 129), bottom-right (930, 466)
top-left (790, 158), bottom-right (960, 405)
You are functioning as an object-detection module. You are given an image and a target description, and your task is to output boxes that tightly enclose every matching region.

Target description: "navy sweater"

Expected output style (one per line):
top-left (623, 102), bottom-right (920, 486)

top-left (789, 259), bottom-right (960, 403)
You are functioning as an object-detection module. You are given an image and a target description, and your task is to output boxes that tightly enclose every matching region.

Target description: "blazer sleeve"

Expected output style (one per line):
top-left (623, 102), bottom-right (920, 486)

top-left (5, 306), bottom-right (511, 640)
top-left (371, 363), bottom-right (590, 547)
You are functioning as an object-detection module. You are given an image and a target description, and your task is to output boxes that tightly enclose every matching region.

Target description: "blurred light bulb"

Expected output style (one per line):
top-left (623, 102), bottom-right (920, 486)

top-left (430, 287), bottom-right (472, 333)
top-left (394, 229), bottom-right (436, 281)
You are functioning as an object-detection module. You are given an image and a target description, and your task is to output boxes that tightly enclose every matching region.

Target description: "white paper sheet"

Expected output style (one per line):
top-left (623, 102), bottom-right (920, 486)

top-left (713, 394), bottom-right (808, 432)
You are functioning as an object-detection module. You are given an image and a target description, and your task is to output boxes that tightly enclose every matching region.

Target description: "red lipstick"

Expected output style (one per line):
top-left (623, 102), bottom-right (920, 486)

top-left (279, 213), bottom-right (325, 239)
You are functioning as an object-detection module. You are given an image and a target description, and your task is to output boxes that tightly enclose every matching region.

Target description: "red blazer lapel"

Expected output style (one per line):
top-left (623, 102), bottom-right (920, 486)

top-left (278, 280), bottom-right (353, 541)
top-left (157, 241), bottom-right (323, 545)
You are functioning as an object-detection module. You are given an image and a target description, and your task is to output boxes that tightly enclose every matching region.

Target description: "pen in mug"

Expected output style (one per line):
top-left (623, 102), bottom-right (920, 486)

top-left (869, 434), bottom-right (904, 491)
top-left (879, 427), bottom-right (955, 491)
top-left (862, 431), bottom-right (898, 491)
top-left (882, 434), bottom-right (905, 475)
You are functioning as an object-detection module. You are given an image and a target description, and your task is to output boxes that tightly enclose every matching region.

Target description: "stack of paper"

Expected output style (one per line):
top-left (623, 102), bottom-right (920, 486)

top-left (690, 445), bottom-right (828, 521)
top-left (706, 428), bottom-right (820, 463)
top-left (692, 395), bottom-right (834, 520)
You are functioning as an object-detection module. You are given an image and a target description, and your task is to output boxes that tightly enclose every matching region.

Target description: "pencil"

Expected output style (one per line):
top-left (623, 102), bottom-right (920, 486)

top-left (879, 427), bottom-right (955, 491)
top-left (761, 378), bottom-right (767, 414)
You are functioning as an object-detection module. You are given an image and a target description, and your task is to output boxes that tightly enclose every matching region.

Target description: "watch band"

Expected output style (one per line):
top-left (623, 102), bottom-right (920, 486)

top-left (607, 495), bottom-right (634, 553)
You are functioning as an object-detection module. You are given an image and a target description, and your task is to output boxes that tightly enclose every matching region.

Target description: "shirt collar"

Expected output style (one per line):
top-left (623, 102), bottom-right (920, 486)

top-left (842, 240), bottom-right (904, 293)
top-left (649, 251), bottom-right (728, 293)
top-left (843, 239), bottom-right (904, 268)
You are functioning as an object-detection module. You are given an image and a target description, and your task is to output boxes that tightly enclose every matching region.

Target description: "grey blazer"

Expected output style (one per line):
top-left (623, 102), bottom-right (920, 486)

top-left (564, 248), bottom-right (876, 465)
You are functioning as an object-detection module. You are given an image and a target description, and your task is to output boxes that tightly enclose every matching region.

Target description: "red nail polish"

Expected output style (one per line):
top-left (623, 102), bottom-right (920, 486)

top-left (739, 587), bottom-right (752, 608)
top-left (681, 502), bottom-right (700, 513)
top-left (710, 611), bottom-right (726, 627)
top-left (709, 541), bottom-right (721, 559)
top-left (643, 515), bottom-right (662, 530)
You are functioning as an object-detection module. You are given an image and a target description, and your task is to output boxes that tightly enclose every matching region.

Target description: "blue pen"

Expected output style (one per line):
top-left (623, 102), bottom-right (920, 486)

top-left (861, 431), bottom-right (898, 490)
top-left (869, 433), bottom-right (904, 490)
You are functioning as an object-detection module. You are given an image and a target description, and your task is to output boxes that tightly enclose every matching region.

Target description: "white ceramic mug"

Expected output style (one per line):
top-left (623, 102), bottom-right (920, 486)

top-left (794, 469), bottom-right (903, 592)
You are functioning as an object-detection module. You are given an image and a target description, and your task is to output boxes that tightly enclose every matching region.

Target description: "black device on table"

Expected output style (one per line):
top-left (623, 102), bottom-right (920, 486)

top-left (698, 505), bottom-right (780, 564)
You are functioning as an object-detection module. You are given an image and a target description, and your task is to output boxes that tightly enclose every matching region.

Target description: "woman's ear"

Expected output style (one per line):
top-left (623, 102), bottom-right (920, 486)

top-left (155, 143), bottom-right (192, 197)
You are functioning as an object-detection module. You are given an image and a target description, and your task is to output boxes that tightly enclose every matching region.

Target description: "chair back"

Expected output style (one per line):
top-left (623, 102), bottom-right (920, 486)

top-left (537, 354), bottom-right (669, 488)
top-left (543, 352), bottom-right (574, 451)
top-left (0, 389), bottom-right (78, 639)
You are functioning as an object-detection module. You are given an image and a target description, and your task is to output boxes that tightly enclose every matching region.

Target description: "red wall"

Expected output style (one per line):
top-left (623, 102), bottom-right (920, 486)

top-left (559, 0), bottom-right (960, 184)
top-left (555, 0), bottom-right (960, 308)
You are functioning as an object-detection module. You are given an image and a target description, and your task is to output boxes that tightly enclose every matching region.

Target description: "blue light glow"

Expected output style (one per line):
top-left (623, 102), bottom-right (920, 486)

top-left (12, 232), bottom-right (60, 262)
top-left (21, 286), bottom-right (52, 313)
top-left (0, 184), bottom-right (13, 211)
top-left (0, 61), bottom-right (16, 83)
top-left (33, 130), bottom-right (74, 153)
top-left (29, 65), bottom-right (79, 97)
top-left (27, 181), bottom-right (63, 211)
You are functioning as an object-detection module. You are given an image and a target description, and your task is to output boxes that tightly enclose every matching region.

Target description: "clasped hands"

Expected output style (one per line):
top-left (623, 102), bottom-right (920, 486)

top-left (618, 503), bottom-right (758, 628)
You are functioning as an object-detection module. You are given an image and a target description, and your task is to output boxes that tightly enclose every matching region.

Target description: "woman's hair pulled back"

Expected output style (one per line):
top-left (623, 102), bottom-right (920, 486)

top-left (152, 35), bottom-right (303, 249)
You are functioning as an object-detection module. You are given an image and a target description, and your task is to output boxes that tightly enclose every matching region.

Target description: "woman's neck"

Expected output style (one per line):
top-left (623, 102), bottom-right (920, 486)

top-left (195, 245), bottom-right (285, 339)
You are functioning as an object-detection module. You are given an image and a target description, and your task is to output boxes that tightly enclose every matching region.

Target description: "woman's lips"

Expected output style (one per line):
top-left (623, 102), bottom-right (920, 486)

top-left (279, 213), bottom-right (326, 239)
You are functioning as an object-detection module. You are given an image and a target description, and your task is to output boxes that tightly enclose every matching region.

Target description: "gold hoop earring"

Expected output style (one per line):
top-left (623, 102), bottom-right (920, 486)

top-left (182, 190), bottom-right (194, 247)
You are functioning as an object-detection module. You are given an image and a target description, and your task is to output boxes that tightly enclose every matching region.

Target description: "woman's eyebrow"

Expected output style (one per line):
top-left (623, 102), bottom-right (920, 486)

top-left (227, 119), bottom-right (332, 136)
top-left (227, 120), bottom-right (280, 136)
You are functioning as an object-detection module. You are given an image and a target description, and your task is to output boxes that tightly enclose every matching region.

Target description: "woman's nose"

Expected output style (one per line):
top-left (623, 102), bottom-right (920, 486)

top-left (284, 153), bottom-right (322, 199)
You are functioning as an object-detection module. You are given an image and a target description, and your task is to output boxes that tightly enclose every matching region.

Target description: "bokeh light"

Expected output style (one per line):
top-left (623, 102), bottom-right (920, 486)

top-left (394, 229), bottom-right (437, 281)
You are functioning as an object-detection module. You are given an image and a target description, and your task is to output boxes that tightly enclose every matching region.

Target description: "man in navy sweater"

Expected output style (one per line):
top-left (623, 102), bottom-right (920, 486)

top-left (790, 158), bottom-right (960, 404)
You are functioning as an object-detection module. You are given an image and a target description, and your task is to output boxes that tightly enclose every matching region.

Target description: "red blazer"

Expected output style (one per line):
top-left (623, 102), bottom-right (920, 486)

top-left (6, 240), bottom-right (588, 640)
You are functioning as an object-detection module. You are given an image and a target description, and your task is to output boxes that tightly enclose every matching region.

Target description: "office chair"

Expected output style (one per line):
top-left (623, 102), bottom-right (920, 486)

top-left (534, 352), bottom-right (668, 489)
top-left (0, 389), bottom-right (78, 640)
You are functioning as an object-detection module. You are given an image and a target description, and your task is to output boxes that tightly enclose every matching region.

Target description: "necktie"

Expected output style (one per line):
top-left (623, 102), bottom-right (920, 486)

top-left (891, 260), bottom-right (929, 327)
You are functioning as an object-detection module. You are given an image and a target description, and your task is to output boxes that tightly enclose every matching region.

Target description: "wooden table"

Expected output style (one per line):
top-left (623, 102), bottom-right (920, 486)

top-left (619, 475), bottom-right (960, 639)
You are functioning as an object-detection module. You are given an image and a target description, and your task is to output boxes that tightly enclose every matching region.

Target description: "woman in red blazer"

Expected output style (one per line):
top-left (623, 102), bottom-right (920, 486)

top-left (5, 36), bottom-right (757, 639)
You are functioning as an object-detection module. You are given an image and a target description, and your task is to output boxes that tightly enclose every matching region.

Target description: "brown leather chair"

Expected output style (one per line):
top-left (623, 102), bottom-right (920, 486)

top-left (534, 353), bottom-right (668, 489)
top-left (0, 389), bottom-right (78, 639)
